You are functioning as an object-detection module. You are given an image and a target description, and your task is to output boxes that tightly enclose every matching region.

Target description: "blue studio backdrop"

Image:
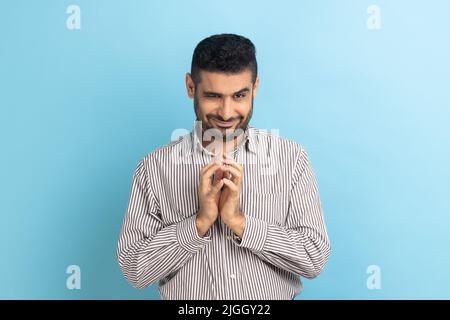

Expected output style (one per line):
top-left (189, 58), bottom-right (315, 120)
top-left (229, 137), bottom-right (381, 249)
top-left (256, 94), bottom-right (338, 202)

top-left (1, 0), bottom-right (449, 299)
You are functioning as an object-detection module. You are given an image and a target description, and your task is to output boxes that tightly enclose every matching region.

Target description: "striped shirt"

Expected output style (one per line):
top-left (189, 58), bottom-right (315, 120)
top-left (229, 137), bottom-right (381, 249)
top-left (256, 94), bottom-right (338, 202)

top-left (117, 123), bottom-right (331, 300)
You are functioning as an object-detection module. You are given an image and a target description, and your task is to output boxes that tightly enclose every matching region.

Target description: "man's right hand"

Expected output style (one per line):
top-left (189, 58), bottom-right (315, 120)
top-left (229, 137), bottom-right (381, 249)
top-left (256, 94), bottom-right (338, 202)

top-left (196, 160), bottom-right (224, 237)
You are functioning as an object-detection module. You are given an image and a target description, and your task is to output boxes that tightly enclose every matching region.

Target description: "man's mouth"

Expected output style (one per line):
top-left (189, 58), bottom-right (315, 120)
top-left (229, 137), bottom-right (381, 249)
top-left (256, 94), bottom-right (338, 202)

top-left (211, 118), bottom-right (237, 128)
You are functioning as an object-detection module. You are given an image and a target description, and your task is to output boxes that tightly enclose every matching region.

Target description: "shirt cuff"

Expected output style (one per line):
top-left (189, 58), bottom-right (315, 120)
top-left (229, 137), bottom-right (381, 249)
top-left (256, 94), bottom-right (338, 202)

top-left (232, 215), bottom-right (268, 252)
top-left (176, 214), bottom-right (211, 253)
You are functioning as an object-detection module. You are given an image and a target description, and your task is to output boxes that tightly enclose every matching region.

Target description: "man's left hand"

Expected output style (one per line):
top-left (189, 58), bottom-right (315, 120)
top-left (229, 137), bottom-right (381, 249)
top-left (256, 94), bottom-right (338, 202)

top-left (218, 155), bottom-right (246, 238)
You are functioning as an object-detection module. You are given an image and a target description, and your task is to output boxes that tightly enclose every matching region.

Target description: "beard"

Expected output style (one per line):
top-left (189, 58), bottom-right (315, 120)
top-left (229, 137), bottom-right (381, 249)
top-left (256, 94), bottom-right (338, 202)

top-left (193, 93), bottom-right (254, 143)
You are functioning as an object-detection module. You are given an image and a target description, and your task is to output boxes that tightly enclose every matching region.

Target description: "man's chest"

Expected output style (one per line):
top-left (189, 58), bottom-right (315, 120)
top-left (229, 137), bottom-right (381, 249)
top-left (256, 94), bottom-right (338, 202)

top-left (154, 161), bottom-right (291, 227)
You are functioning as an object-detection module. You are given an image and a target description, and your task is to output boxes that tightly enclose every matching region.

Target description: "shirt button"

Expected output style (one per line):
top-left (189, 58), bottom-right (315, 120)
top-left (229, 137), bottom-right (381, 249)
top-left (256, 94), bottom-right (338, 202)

top-left (226, 236), bottom-right (232, 240)
top-left (230, 274), bottom-right (236, 279)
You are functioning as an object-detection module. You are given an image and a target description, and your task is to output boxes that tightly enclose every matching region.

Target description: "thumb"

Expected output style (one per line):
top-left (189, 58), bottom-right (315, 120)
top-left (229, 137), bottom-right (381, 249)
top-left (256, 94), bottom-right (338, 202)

top-left (212, 178), bottom-right (224, 193)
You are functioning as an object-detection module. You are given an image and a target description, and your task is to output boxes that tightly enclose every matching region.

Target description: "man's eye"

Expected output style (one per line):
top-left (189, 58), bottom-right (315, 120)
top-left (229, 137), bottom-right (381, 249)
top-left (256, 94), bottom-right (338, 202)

top-left (235, 93), bottom-right (247, 99)
top-left (205, 94), bottom-right (219, 98)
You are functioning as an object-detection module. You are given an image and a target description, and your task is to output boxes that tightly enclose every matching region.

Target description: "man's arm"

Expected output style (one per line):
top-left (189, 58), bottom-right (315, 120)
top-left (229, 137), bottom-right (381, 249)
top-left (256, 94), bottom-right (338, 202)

top-left (116, 158), bottom-right (211, 289)
top-left (232, 147), bottom-right (331, 279)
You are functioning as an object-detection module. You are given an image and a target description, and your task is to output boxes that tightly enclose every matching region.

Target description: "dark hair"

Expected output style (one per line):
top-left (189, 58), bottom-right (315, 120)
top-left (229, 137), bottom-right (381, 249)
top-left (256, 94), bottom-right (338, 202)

top-left (190, 33), bottom-right (257, 84)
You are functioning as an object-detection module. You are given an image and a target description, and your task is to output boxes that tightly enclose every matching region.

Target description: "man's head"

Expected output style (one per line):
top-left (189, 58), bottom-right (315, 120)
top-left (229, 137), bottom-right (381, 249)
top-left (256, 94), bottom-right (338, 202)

top-left (185, 34), bottom-right (259, 141)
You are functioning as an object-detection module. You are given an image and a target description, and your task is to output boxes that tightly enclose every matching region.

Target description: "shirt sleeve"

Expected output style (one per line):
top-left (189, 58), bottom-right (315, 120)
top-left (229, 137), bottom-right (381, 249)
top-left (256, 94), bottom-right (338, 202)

top-left (116, 157), bottom-right (211, 289)
top-left (232, 146), bottom-right (331, 279)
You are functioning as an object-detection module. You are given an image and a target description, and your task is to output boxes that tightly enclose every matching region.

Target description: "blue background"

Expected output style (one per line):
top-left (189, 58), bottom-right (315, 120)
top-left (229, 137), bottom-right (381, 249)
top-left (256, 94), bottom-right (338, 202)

top-left (1, 0), bottom-right (449, 299)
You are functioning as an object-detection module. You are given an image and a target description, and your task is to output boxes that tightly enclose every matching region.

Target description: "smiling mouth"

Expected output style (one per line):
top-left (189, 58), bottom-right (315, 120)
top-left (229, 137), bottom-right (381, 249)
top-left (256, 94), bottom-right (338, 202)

top-left (212, 118), bottom-right (237, 128)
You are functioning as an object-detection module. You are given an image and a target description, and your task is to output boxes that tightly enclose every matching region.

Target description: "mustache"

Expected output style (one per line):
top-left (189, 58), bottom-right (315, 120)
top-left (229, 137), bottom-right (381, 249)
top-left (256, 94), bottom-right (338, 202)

top-left (207, 115), bottom-right (243, 122)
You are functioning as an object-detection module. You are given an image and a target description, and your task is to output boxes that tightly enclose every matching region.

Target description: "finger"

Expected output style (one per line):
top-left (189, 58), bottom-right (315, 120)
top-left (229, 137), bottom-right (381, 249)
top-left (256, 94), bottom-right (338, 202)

top-left (222, 158), bottom-right (243, 173)
top-left (201, 162), bottom-right (223, 181)
top-left (211, 178), bottom-right (224, 193)
top-left (222, 156), bottom-right (240, 165)
top-left (201, 160), bottom-right (221, 174)
top-left (221, 165), bottom-right (241, 177)
top-left (221, 166), bottom-right (242, 183)
top-left (222, 178), bottom-right (239, 193)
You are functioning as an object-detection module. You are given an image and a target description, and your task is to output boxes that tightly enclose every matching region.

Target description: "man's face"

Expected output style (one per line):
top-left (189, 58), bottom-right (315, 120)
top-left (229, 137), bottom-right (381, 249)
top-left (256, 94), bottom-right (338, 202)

top-left (186, 69), bottom-right (259, 141)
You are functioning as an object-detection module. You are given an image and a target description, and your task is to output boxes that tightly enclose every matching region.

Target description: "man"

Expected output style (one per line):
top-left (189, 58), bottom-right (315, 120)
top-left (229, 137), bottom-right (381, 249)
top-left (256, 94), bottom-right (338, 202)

top-left (117, 34), bottom-right (331, 299)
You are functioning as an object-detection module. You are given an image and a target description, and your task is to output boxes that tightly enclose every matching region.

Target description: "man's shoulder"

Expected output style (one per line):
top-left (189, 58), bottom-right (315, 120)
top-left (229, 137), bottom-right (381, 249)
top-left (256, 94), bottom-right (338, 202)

top-left (251, 127), bottom-right (313, 175)
top-left (140, 132), bottom-right (192, 165)
top-left (251, 126), bottom-right (304, 156)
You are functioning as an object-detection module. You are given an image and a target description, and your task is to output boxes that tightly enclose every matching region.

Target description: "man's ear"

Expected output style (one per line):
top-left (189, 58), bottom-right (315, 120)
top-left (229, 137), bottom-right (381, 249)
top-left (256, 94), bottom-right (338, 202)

top-left (185, 73), bottom-right (195, 98)
top-left (252, 76), bottom-right (260, 99)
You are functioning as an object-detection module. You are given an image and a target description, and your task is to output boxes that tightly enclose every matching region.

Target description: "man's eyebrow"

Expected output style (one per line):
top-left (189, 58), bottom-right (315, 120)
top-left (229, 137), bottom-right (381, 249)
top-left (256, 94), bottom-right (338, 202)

top-left (203, 91), bottom-right (223, 96)
top-left (234, 87), bottom-right (250, 95)
top-left (202, 87), bottom-right (250, 96)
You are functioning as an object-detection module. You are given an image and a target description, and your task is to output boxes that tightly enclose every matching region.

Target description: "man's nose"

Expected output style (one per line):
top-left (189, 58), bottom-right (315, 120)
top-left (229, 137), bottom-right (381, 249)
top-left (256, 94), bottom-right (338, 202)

top-left (218, 97), bottom-right (233, 120)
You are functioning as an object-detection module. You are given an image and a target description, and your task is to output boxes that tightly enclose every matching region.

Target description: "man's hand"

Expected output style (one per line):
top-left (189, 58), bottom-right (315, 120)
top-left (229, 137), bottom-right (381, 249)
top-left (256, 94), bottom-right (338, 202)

top-left (196, 160), bottom-right (224, 237)
top-left (218, 155), bottom-right (246, 238)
